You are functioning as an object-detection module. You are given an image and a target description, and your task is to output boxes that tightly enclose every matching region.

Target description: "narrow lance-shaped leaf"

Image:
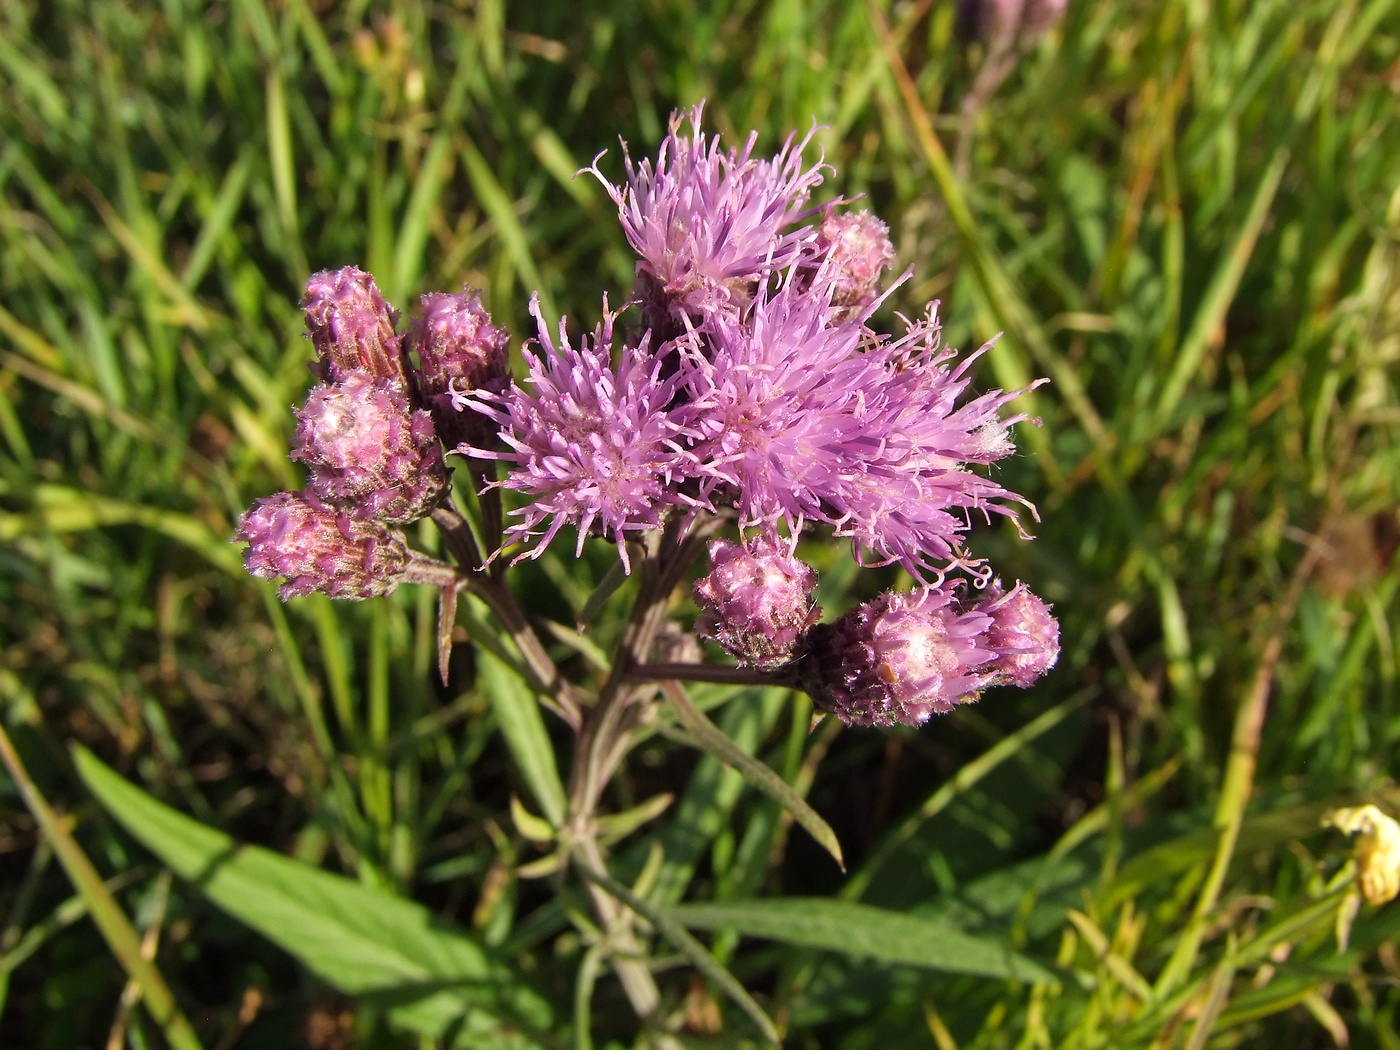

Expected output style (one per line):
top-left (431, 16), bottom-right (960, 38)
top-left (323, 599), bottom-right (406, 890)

top-left (478, 648), bottom-right (569, 828)
top-left (664, 681), bottom-right (844, 870)
top-left (669, 897), bottom-right (1056, 982)
top-left (574, 860), bottom-right (780, 1044)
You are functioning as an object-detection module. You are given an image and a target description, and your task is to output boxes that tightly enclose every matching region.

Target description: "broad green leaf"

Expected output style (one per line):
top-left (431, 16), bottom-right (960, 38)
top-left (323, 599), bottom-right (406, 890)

top-left (669, 898), bottom-right (1055, 982)
top-left (478, 648), bottom-right (568, 828)
top-left (74, 748), bottom-right (552, 1049)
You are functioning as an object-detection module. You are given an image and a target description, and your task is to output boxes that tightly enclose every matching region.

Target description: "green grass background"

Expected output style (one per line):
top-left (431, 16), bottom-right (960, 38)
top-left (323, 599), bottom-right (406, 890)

top-left (2, 0), bottom-right (1400, 1046)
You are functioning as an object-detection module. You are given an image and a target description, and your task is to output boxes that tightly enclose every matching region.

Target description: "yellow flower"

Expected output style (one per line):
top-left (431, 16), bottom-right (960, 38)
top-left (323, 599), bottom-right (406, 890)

top-left (1325, 804), bottom-right (1400, 905)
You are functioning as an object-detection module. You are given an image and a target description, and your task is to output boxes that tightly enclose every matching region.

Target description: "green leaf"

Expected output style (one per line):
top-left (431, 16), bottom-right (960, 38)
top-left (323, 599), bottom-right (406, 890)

top-left (669, 898), bottom-right (1055, 982)
top-left (478, 648), bottom-right (568, 828)
top-left (665, 683), bottom-right (844, 870)
top-left (74, 747), bottom-right (552, 1049)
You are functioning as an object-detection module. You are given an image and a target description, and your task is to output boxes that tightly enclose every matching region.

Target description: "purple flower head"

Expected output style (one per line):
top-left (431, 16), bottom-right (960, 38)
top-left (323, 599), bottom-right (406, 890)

top-left (974, 579), bottom-right (1060, 687)
top-left (1020, 0), bottom-right (1068, 39)
top-left (678, 278), bottom-right (1040, 580)
top-left (301, 267), bottom-right (407, 388)
top-left (236, 491), bottom-right (409, 601)
top-left (461, 295), bottom-right (702, 571)
top-left (291, 370), bottom-right (447, 524)
top-left (802, 582), bottom-right (997, 727)
top-left (694, 533), bottom-right (820, 669)
top-left (821, 308), bottom-right (1044, 576)
top-left (809, 209), bottom-right (895, 315)
top-left (585, 103), bottom-right (829, 323)
top-left (409, 288), bottom-right (509, 447)
top-left (677, 273), bottom-right (876, 529)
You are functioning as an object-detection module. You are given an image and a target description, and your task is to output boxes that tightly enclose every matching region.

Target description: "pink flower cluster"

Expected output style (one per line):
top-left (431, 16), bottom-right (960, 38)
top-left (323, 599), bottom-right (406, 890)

top-left (235, 105), bottom-right (1061, 725)
top-left (236, 269), bottom-right (503, 600)
top-left (461, 104), bottom-right (1059, 719)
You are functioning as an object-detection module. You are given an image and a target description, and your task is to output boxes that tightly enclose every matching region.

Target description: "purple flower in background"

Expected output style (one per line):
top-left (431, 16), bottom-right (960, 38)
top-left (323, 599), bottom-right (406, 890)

top-left (461, 295), bottom-right (702, 571)
top-left (957, 0), bottom-right (1067, 48)
top-left (302, 267), bottom-right (407, 388)
top-left (975, 579), bottom-right (1060, 687)
top-left (236, 491), bottom-right (410, 600)
top-left (803, 582), bottom-right (998, 727)
top-left (694, 534), bottom-right (820, 668)
top-left (586, 103), bottom-right (828, 322)
top-left (291, 371), bottom-right (447, 524)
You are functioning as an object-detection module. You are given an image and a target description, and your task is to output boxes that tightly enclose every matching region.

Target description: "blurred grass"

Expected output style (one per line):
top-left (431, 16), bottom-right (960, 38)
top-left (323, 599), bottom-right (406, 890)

top-left (1, 0), bottom-right (1399, 1047)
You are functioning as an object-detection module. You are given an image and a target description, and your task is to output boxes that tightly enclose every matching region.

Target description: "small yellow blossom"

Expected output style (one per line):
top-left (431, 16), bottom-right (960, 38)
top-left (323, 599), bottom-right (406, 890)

top-left (1325, 804), bottom-right (1400, 905)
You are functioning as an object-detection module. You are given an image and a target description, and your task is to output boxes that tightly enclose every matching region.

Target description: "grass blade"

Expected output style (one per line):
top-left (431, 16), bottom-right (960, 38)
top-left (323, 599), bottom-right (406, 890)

top-left (0, 727), bottom-right (205, 1050)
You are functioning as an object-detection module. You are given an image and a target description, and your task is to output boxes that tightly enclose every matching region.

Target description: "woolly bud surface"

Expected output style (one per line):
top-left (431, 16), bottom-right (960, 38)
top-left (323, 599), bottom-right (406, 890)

top-left (302, 267), bottom-right (406, 387)
top-left (804, 584), bottom-right (996, 727)
top-left (292, 371), bottom-right (447, 524)
top-left (412, 289), bottom-right (509, 395)
top-left (694, 534), bottom-right (820, 668)
top-left (236, 491), bottom-right (408, 601)
top-left (410, 288), bottom-right (510, 448)
top-left (976, 580), bottom-right (1060, 687)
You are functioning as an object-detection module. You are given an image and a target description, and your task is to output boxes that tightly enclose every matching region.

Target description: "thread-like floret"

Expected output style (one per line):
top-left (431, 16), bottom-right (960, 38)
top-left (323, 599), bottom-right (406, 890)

top-left (461, 295), bottom-right (701, 571)
top-left (694, 534), bottom-right (820, 668)
top-left (586, 102), bottom-right (828, 324)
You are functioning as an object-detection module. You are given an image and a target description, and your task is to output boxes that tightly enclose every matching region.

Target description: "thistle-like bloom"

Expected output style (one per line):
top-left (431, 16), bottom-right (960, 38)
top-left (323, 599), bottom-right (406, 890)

top-left (236, 492), bottom-right (410, 600)
top-left (301, 267), bottom-right (407, 388)
top-left (802, 583), bottom-right (998, 727)
top-left (586, 103), bottom-right (828, 322)
top-left (975, 579), bottom-right (1060, 687)
top-left (409, 288), bottom-right (509, 447)
top-left (694, 534), bottom-right (820, 668)
top-left (462, 295), bottom-right (701, 570)
top-left (679, 277), bottom-right (1039, 578)
top-left (291, 371), bottom-right (447, 523)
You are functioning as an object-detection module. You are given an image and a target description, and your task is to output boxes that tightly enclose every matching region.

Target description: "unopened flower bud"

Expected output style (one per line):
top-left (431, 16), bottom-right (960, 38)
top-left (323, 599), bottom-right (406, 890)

top-left (802, 584), bottom-right (995, 727)
top-left (302, 267), bottom-right (407, 388)
top-left (236, 492), bottom-right (410, 600)
top-left (292, 371), bottom-right (448, 523)
top-left (694, 534), bottom-right (819, 669)
top-left (814, 210), bottom-right (895, 314)
top-left (408, 288), bottom-right (510, 446)
top-left (975, 580), bottom-right (1059, 687)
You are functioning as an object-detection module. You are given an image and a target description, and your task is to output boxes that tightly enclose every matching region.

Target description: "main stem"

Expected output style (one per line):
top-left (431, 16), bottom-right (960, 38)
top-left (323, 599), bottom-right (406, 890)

top-left (565, 515), bottom-right (711, 1025)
